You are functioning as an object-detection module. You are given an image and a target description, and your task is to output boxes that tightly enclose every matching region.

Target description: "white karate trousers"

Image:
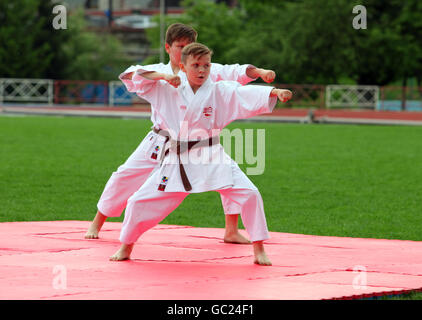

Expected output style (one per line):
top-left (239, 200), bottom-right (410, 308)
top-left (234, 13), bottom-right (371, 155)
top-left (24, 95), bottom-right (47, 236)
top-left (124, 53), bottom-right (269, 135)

top-left (97, 130), bottom-right (241, 217)
top-left (119, 161), bottom-right (270, 244)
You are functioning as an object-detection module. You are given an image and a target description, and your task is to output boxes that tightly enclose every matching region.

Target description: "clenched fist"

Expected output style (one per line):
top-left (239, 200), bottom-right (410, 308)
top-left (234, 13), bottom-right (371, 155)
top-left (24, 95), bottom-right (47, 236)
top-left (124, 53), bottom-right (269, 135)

top-left (270, 88), bottom-right (292, 103)
top-left (164, 74), bottom-right (181, 88)
top-left (260, 70), bottom-right (276, 83)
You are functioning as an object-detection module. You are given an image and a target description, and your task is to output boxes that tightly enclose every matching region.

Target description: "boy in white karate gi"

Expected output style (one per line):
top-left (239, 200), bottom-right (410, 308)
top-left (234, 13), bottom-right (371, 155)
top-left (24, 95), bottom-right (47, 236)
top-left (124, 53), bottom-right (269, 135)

top-left (85, 23), bottom-right (277, 244)
top-left (109, 43), bottom-right (292, 265)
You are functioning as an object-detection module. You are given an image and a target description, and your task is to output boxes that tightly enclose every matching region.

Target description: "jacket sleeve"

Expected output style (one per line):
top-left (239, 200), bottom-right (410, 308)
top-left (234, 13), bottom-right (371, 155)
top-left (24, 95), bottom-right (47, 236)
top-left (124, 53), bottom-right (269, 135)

top-left (215, 81), bottom-right (277, 128)
top-left (210, 63), bottom-right (257, 85)
top-left (119, 64), bottom-right (164, 98)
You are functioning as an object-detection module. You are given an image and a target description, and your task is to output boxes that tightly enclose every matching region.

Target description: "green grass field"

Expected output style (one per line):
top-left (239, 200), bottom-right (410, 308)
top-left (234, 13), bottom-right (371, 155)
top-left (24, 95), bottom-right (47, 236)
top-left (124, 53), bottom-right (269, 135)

top-left (1, 114), bottom-right (422, 299)
top-left (1, 115), bottom-right (422, 241)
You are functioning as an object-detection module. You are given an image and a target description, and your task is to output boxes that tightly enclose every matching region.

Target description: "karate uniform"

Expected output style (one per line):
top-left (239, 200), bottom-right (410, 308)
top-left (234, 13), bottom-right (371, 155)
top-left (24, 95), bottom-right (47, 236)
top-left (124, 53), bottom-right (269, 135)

top-left (119, 73), bottom-right (277, 244)
top-left (97, 62), bottom-right (256, 218)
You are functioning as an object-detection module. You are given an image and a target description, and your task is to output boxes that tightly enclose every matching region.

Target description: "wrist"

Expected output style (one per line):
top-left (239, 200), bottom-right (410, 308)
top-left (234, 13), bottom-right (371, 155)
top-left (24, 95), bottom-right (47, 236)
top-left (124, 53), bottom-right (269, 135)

top-left (246, 66), bottom-right (261, 79)
top-left (255, 68), bottom-right (265, 78)
top-left (270, 88), bottom-right (279, 97)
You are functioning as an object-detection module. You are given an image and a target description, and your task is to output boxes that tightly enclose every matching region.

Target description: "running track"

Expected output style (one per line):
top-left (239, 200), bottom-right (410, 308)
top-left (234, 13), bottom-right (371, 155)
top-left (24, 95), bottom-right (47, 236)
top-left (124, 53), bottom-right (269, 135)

top-left (2, 105), bottom-right (422, 126)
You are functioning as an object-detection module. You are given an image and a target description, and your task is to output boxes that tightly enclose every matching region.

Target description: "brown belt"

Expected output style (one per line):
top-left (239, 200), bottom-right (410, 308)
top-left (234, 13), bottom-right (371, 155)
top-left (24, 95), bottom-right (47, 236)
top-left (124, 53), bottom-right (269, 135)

top-left (153, 127), bottom-right (170, 142)
top-left (153, 127), bottom-right (220, 191)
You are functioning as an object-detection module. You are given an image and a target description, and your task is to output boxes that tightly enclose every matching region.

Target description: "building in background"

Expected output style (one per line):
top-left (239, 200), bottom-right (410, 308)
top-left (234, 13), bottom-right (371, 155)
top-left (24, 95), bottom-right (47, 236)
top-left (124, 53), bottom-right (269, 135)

top-left (61, 0), bottom-right (236, 62)
top-left (81, 0), bottom-right (184, 12)
top-left (66, 0), bottom-right (185, 62)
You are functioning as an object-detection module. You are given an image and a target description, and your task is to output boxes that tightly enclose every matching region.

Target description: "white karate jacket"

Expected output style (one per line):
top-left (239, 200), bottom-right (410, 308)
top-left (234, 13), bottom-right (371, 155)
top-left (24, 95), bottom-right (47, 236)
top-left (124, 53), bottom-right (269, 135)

top-left (127, 65), bottom-right (277, 193)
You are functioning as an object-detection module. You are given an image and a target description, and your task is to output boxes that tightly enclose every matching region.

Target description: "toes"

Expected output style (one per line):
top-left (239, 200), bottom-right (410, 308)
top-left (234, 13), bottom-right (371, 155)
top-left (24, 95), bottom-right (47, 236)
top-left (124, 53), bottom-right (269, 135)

top-left (254, 256), bottom-right (272, 266)
top-left (84, 233), bottom-right (99, 239)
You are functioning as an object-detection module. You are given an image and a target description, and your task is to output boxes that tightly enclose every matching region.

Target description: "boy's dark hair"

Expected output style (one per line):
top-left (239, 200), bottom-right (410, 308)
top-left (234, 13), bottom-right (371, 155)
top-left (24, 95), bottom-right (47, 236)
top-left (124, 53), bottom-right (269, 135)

top-left (181, 43), bottom-right (213, 64)
top-left (165, 23), bottom-right (198, 45)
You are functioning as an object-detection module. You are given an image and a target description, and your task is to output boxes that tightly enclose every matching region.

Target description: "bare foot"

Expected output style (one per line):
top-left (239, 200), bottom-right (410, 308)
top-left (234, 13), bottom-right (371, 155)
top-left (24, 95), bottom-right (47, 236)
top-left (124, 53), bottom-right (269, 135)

top-left (253, 241), bottom-right (272, 266)
top-left (85, 225), bottom-right (100, 239)
top-left (84, 211), bottom-right (107, 239)
top-left (224, 214), bottom-right (251, 244)
top-left (224, 232), bottom-right (251, 244)
top-left (109, 244), bottom-right (134, 261)
top-left (254, 251), bottom-right (272, 266)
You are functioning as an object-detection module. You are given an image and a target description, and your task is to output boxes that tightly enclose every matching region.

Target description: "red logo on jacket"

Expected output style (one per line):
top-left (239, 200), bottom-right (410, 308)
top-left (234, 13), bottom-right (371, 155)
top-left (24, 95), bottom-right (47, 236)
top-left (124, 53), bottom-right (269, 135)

top-left (203, 106), bottom-right (213, 118)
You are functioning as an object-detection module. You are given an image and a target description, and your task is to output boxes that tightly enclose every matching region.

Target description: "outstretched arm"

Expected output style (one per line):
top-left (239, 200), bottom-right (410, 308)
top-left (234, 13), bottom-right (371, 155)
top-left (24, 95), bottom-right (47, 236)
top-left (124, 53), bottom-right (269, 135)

top-left (137, 71), bottom-right (181, 88)
top-left (119, 64), bottom-right (180, 93)
top-left (246, 66), bottom-right (276, 83)
top-left (216, 83), bottom-right (280, 128)
top-left (119, 65), bottom-right (180, 110)
top-left (210, 63), bottom-right (275, 85)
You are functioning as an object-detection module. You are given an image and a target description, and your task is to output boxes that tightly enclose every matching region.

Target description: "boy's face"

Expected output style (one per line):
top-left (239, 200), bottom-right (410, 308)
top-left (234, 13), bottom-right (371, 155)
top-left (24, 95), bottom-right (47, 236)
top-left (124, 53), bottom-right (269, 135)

top-left (165, 38), bottom-right (192, 64)
top-left (180, 54), bottom-right (211, 88)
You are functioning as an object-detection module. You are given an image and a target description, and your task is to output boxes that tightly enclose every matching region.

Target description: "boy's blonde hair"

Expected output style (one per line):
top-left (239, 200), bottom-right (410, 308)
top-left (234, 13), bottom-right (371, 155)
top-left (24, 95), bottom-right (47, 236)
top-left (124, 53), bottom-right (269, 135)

top-left (165, 23), bottom-right (198, 45)
top-left (181, 43), bottom-right (213, 64)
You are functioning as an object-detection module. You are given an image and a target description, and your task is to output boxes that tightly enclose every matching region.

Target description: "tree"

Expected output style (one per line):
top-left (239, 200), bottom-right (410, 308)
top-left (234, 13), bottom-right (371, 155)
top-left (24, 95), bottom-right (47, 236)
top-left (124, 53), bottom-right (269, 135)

top-left (350, 0), bottom-right (405, 85)
top-left (0, 0), bottom-right (130, 80)
top-left (279, 0), bottom-right (357, 84)
top-left (0, 0), bottom-right (59, 78)
top-left (59, 10), bottom-right (130, 81)
top-left (142, 0), bottom-right (422, 87)
top-left (143, 0), bottom-right (243, 66)
top-left (161, 0), bottom-right (356, 84)
top-left (395, 0), bottom-right (422, 87)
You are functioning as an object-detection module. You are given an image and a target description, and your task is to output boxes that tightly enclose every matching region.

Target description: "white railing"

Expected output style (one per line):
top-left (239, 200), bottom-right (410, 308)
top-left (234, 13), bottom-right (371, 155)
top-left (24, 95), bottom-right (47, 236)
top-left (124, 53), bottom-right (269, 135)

top-left (2, 79), bottom-right (419, 111)
top-left (326, 85), bottom-right (379, 109)
top-left (0, 78), bottom-right (54, 105)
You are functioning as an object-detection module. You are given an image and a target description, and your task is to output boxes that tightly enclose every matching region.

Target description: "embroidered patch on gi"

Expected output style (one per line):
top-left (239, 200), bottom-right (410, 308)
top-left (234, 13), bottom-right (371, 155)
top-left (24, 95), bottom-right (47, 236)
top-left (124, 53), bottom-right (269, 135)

top-left (151, 146), bottom-right (160, 159)
top-left (203, 106), bottom-right (213, 118)
top-left (158, 176), bottom-right (168, 191)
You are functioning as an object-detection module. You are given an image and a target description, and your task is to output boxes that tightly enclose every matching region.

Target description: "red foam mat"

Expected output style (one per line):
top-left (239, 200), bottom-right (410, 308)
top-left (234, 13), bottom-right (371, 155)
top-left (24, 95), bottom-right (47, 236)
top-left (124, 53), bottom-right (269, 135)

top-left (1, 221), bottom-right (422, 300)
